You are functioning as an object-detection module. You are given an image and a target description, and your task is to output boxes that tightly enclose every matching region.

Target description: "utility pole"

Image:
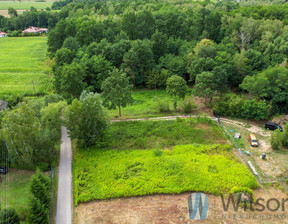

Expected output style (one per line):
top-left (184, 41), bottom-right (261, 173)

top-left (32, 80), bottom-right (36, 95)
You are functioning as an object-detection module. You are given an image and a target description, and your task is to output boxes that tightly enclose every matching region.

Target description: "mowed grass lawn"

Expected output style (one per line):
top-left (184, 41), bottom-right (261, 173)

top-left (0, 170), bottom-right (35, 222)
top-left (0, 37), bottom-right (52, 99)
top-left (0, 1), bottom-right (53, 10)
top-left (73, 119), bottom-right (259, 205)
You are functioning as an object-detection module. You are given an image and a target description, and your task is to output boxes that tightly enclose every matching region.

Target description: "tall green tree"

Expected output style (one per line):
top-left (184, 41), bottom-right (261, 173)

top-left (193, 67), bottom-right (228, 103)
top-left (101, 68), bottom-right (133, 117)
top-left (123, 39), bottom-right (154, 85)
top-left (55, 62), bottom-right (86, 102)
top-left (0, 208), bottom-right (20, 224)
top-left (166, 75), bottom-right (188, 109)
top-left (65, 91), bottom-right (109, 147)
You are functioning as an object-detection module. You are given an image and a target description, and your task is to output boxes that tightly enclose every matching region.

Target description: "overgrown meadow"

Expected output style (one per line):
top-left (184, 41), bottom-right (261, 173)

top-left (73, 119), bottom-right (259, 205)
top-left (0, 37), bottom-right (52, 101)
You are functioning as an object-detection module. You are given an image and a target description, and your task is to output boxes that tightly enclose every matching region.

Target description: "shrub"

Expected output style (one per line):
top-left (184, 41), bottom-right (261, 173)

top-left (179, 97), bottom-right (197, 114)
top-left (28, 170), bottom-right (51, 224)
top-left (230, 187), bottom-right (256, 206)
top-left (213, 93), bottom-right (270, 120)
top-left (153, 149), bottom-right (163, 157)
top-left (0, 208), bottom-right (20, 224)
top-left (241, 99), bottom-right (269, 120)
top-left (270, 129), bottom-right (282, 150)
top-left (155, 97), bottom-right (170, 113)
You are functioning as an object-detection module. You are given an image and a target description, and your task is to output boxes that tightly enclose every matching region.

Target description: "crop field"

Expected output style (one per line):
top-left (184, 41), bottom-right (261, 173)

top-left (0, 37), bottom-right (52, 100)
top-left (73, 119), bottom-right (259, 205)
top-left (0, 1), bottom-right (53, 10)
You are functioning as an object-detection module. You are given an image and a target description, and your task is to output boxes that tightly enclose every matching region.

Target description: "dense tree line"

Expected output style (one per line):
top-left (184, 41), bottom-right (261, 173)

top-left (0, 7), bottom-right (59, 32)
top-left (44, 0), bottom-right (288, 118)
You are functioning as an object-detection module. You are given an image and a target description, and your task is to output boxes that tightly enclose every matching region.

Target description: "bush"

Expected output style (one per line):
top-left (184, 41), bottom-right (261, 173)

top-left (213, 93), bottom-right (270, 120)
top-left (270, 129), bottom-right (282, 150)
top-left (153, 148), bottom-right (163, 157)
top-left (0, 208), bottom-right (20, 224)
top-left (155, 97), bottom-right (170, 113)
top-left (28, 170), bottom-right (51, 224)
top-left (179, 97), bottom-right (197, 114)
top-left (230, 187), bottom-right (255, 206)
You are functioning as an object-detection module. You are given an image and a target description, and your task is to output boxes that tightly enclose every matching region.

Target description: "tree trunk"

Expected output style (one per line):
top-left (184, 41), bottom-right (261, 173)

top-left (118, 105), bottom-right (121, 117)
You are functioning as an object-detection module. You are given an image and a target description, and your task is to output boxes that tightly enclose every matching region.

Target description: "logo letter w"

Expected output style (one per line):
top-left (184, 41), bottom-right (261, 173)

top-left (188, 193), bottom-right (209, 220)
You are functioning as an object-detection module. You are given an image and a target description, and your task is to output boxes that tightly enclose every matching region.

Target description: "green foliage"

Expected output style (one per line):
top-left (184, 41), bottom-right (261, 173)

top-left (101, 68), bottom-right (133, 117)
top-left (240, 99), bottom-right (269, 120)
top-left (65, 90), bottom-right (109, 148)
top-left (123, 39), bottom-right (154, 85)
top-left (230, 186), bottom-right (256, 205)
top-left (0, 170), bottom-right (34, 221)
top-left (74, 144), bottom-right (258, 205)
top-left (1, 99), bottom-right (63, 169)
top-left (55, 62), bottom-right (86, 102)
top-left (270, 124), bottom-right (288, 150)
top-left (153, 148), bottom-right (163, 157)
top-left (270, 129), bottom-right (282, 150)
top-left (28, 197), bottom-right (49, 224)
top-left (179, 97), bottom-right (197, 114)
top-left (99, 119), bottom-right (226, 150)
top-left (154, 97), bottom-right (171, 113)
top-left (0, 37), bottom-right (52, 100)
top-left (146, 69), bottom-right (170, 90)
top-left (166, 75), bottom-right (188, 109)
top-left (240, 66), bottom-right (288, 114)
top-left (0, 208), bottom-right (20, 224)
top-left (43, 94), bottom-right (64, 106)
top-left (213, 93), bottom-right (270, 120)
top-left (28, 170), bottom-right (51, 224)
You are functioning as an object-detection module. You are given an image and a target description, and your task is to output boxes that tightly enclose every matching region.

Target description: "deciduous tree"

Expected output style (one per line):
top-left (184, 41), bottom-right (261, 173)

top-left (101, 68), bottom-right (133, 117)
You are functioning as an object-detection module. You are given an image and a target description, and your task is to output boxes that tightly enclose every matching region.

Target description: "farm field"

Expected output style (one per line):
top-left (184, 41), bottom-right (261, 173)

top-left (0, 1), bottom-right (53, 10)
top-left (0, 169), bottom-right (35, 223)
top-left (73, 119), bottom-right (259, 205)
top-left (0, 37), bottom-right (52, 100)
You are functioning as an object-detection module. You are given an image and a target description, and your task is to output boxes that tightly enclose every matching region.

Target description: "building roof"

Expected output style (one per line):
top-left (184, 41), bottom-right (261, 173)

top-left (0, 31), bottom-right (7, 35)
top-left (22, 26), bottom-right (48, 33)
top-left (0, 100), bottom-right (8, 110)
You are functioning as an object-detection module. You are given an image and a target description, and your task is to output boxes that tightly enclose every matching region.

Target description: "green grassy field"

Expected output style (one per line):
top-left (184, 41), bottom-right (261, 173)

top-left (0, 170), bottom-right (34, 223)
top-left (73, 119), bottom-right (259, 205)
top-left (107, 89), bottom-right (198, 119)
top-left (104, 118), bottom-right (226, 149)
top-left (0, 1), bottom-right (53, 10)
top-left (0, 37), bottom-right (52, 100)
top-left (74, 144), bottom-right (259, 205)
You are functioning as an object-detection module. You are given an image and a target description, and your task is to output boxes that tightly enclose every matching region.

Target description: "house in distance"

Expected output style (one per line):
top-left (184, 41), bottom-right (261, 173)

top-left (22, 26), bottom-right (48, 34)
top-left (0, 32), bottom-right (7, 37)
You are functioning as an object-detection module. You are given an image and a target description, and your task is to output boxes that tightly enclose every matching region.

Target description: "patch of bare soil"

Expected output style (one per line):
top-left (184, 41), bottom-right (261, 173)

top-left (74, 188), bottom-right (288, 224)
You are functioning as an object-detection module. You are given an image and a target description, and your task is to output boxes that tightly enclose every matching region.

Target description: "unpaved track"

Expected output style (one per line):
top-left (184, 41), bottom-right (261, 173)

top-left (56, 126), bottom-right (72, 224)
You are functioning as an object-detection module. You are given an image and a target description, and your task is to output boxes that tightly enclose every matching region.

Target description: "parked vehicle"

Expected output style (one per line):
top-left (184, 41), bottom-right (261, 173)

top-left (265, 122), bottom-right (283, 132)
top-left (0, 166), bottom-right (8, 174)
top-left (249, 134), bottom-right (258, 147)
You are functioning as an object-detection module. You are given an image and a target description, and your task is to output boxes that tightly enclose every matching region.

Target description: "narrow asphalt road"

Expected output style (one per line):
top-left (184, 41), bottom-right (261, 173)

top-left (56, 126), bottom-right (72, 224)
